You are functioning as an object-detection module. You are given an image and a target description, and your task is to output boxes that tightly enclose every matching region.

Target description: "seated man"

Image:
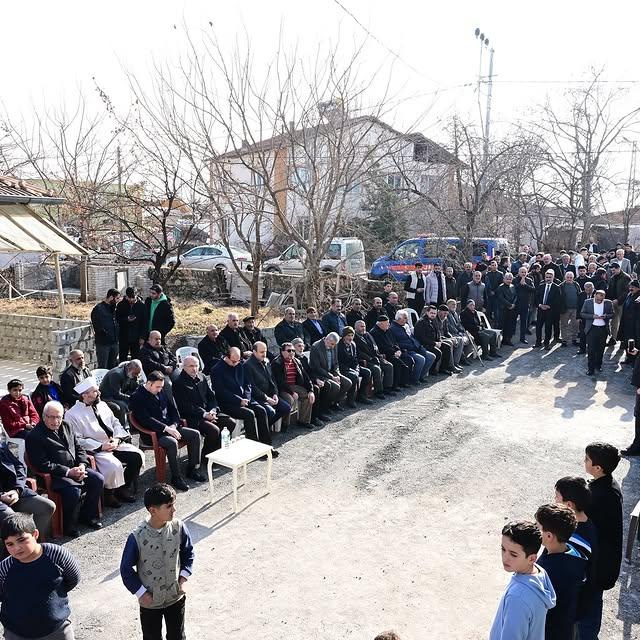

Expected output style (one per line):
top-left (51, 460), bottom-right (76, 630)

top-left (0, 441), bottom-right (55, 543)
top-left (129, 371), bottom-right (205, 492)
top-left (211, 348), bottom-right (278, 456)
top-left (435, 304), bottom-right (464, 370)
top-left (291, 338), bottom-right (332, 424)
top-left (26, 401), bottom-right (104, 537)
top-left (198, 324), bottom-right (227, 376)
top-left (337, 327), bottom-right (373, 407)
top-left (65, 377), bottom-right (143, 507)
top-left (271, 342), bottom-right (318, 428)
top-left (273, 308), bottom-right (305, 347)
top-left (322, 298), bottom-right (348, 336)
top-left (99, 359), bottom-right (143, 425)
top-left (414, 306), bottom-right (457, 375)
top-left (369, 315), bottom-right (412, 389)
top-left (59, 350), bottom-right (91, 408)
top-left (346, 299), bottom-right (366, 327)
top-left (219, 313), bottom-right (253, 359)
top-left (173, 355), bottom-right (235, 463)
top-left (365, 297), bottom-right (386, 331)
top-left (302, 307), bottom-right (325, 349)
top-left (445, 299), bottom-right (472, 364)
top-left (389, 311), bottom-right (436, 384)
top-left (139, 330), bottom-right (178, 400)
top-left (460, 299), bottom-right (500, 359)
top-left (244, 342), bottom-right (292, 428)
top-left (353, 319), bottom-right (395, 398)
top-left (0, 379), bottom-right (39, 439)
top-left (31, 366), bottom-right (64, 418)
top-left (309, 333), bottom-right (352, 411)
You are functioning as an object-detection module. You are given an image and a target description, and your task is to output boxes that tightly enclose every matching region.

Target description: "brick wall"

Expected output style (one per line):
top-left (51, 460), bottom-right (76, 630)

top-left (0, 313), bottom-right (96, 373)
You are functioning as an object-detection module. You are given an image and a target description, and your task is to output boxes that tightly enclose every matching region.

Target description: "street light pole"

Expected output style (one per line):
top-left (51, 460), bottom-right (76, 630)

top-left (474, 28), bottom-right (495, 161)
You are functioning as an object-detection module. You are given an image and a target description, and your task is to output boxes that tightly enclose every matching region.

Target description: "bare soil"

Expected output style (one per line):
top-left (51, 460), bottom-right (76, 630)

top-left (64, 343), bottom-right (640, 640)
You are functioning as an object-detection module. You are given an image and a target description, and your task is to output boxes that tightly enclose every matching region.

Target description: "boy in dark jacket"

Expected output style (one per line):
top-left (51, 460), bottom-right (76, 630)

top-left (535, 504), bottom-right (587, 640)
top-left (577, 442), bottom-right (623, 639)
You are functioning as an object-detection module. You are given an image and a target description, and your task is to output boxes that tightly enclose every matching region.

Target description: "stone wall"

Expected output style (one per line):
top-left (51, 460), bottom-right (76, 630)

top-left (0, 313), bottom-right (96, 373)
top-left (86, 264), bottom-right (154, 300)
top-left (159, 267), bottom-right (229, 300)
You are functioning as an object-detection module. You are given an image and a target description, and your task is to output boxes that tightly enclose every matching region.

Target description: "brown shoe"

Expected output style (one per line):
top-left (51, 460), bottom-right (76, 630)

top-left (105, 491), bottom-right (122, 508)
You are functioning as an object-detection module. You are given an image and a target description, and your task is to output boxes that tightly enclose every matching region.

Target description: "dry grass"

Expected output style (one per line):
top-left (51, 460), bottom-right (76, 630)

top-left (0, 297), bottom-right (281, 338)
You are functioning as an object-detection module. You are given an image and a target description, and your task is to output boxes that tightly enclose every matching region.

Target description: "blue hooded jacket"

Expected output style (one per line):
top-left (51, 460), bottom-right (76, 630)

top-left (489, 564), bottom-right (556, 640)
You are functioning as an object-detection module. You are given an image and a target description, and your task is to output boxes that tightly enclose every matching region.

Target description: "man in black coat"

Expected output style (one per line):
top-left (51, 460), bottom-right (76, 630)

top-left (514, 266), bottom-right (535, 344)
top-left (302, 307), bottom-right (325, 349)
top-left (273, 308), bottom-right (305, 348)
top-left (173, 356), bottom-right (235, 463)
top-left (59, 350), bottom-right (91, 408)
top-left (322, 299), bottom-right (348, 336)
top-left (130, 371), bottom-right (204, 491)
top-left (210, 348), bottom-right (275, 453)
top-left (198, 324), bottom-right (227, 376)
top-left (0, 442), bottom-right (55, 541)
top-left (461, 300), bottom-right (499, 359)
top-left (576, 282), bottom-right (595, 354)
top-left (580, 443), bottom-right (623, 638)
top-left (139, 331), bottom-right (178, 400)
top-left (115, 287), bottom-right (147, 361)
top-left (241, 316), bottom-right (275, 360)
top-left (606, 262), bottom-right (631, 345)
top-left (496, 273), bottom-right (518, 345)
top-left (244, 342), bottom-right (291, 427)
top-left (353, 320), bottom-right (395, 397)
top-left (309, 334), bottom-right (352, 409)
top-left (384, 292), bottom-right (401, 322)
top-left (617, 280), bottom-right (640, 360)
top-left (345, 299), bottom-right (367, 328)
top-left (369, 316), bottom-right (411, 387)
top-left (534, 269), bottom-right (562, 349)
top-left (575, 264), bottom-right (591, 291)
top-left (144, 284), bottom-right (175, 343)
top-left (365, 297), bottom-right (385, 331)
top-left (337, 328), bottom-right (372, 407)
top-left (219, 313), bottom-right (253, 358)
top-left (25, 401), bottom-right (104, 536)
top-left (291, 338), bottom-right (332, 423)
top-left (414, 306), bottom-right (454, 374)
top-left (91, 288), bottom-right (120, 369)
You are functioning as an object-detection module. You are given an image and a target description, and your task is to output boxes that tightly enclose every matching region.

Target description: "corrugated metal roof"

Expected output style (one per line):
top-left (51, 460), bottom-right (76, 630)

top-left (0, 176), bottom-right (65, 204)
top-left (0, 203), bottom-right (87, 255)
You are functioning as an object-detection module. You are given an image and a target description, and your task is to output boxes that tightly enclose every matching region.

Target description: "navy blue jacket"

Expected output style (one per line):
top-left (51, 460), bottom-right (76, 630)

top-left (129, 386), bottom-right (180, 434)
top-left (389, 321), bottom-right (423, 353)
top-left (0, 444), bottom-right (35, 497)
top-left (211, 359), bottom-right (252, 408)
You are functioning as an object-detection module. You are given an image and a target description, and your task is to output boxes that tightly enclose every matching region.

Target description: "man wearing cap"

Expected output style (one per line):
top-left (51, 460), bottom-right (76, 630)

top-left (404, 262), bottom-right (428, 314)
top-left (116, 287), bottom-right (147, 361)
top-left (369, 315), bottom-right (413, 388)
top-left (91, 288), bottom-right (121, 369)
top-left (65, 377), bottom-right (143, 507)
top-left (144, 284), bottom-right (175, 343)
top-left (606, 261), bottom-right (631, 346)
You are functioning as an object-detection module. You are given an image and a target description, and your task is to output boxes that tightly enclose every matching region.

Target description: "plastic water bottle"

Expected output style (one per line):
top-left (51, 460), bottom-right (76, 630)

top-left (221, 427), bottom-right (231, 449)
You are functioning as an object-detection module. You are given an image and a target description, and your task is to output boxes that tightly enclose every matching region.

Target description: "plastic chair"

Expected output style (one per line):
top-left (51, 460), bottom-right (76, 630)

top-left (175, 347), bottom-right (205, 371)
top-left (91, 369), bottom-right (110, 386)
top-left (476, 311), bottom-right (502, 349)
top-left (401, 307), bottom-right (420, 332)
top-left (128, 412), bottom-right (189, 483)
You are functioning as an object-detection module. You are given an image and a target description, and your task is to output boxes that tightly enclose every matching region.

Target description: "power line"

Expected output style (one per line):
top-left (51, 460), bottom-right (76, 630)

top-left (485, 79), bottom-right (640, 85)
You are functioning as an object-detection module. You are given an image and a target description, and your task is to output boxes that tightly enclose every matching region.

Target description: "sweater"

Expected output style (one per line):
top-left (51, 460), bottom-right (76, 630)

top-left (0, 394), bottom-right (39, 437)
top-left (120, 519), bottom-right (193, 609)
top-left (0, 543), bottom-right (80, 638)
top-left (489, 565), bottom-right (556, 640)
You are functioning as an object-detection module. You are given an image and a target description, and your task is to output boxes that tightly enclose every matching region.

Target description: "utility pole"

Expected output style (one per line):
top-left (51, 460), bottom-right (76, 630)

top-left (624, 139), bottom-right (638, 242)
top-left (474, 28), bottom-right (495, 161)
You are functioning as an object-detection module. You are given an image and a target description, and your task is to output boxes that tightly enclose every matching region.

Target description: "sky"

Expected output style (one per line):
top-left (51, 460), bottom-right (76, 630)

top-left (3, 0), bottom-right (640, 207)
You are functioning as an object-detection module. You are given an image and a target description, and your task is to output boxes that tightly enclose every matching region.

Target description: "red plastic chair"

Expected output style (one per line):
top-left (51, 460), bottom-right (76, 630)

top-left (128, 412), bottom-right (188, 483)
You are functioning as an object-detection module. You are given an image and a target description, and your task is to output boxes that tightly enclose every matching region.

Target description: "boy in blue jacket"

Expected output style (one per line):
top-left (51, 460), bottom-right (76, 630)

top-left (120, 483), bottom-right (194, 640)
top-left (490, 521), bottom-right (556, 640)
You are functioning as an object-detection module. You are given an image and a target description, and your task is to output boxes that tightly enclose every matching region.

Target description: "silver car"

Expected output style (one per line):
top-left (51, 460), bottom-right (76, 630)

top-left (167, 244), bottom-right (253, 271)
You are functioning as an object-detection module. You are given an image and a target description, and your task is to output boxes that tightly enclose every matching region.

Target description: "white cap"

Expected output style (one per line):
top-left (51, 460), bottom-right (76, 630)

top-left (74, 377), bottom-right (99, 395)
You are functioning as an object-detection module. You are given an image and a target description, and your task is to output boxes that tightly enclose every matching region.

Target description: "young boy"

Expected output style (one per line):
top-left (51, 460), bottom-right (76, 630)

top-left (490, 521), bottom-right (556, 640)
top-left (0, 513), bottom-right (80, 640)
top-left (120, 483), bottom-right (194, 640)
top-left (578, 442), bottom-right (623, 638)
top-left (535, 503), bottom-right (587, 640)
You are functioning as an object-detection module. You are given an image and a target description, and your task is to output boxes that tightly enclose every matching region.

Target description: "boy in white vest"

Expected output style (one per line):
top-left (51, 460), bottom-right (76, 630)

top-left (120, 484), bottom-right (194, 640)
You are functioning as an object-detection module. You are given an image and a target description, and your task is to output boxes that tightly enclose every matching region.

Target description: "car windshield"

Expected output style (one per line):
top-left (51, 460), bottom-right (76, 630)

top-left (326, 243), bottom-right (341, 259)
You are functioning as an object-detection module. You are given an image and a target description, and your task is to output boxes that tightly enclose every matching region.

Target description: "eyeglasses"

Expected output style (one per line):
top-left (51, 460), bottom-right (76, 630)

top-left (284, 349), bottom-right (295, 352)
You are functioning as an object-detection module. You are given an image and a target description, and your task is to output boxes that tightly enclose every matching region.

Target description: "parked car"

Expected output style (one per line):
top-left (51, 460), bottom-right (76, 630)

top-left (370, 236), bottom-right (511, 280)
top-left (166, 244), bottom-right (253, 271)
top-left (263, 237), bottom-right (365, 276)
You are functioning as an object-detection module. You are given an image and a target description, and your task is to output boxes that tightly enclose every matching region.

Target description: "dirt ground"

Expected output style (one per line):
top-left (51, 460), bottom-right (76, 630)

top-left (63, 343), bottom-right (640, 640)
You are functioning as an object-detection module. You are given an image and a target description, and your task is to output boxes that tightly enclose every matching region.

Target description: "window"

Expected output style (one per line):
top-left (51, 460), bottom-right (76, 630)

top-left (251, 172), bottom-right (265, 189)
top-left (346, 182), bottom-right (361, 195)
top-left (326, 243), bottom-right (342, 259)
top-left (185, 247), bottom-right (203, 257)
top-left (386, 174), bottom-right (403, 190)
top-left (293, 167), bottom-right (309, 187)
top-left (295, 217), bottom-right (311, 240)
top-left (201, 247), bottom-right (222, 257)
top-left (393, 241), bottom-right (421, 260)
top-left (420, 174), bottom-right (436, 193)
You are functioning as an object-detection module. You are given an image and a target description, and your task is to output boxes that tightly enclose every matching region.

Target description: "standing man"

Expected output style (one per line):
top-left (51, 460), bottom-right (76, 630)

top-left (444, 266), bottom-right (458, 302)
top-left (91, 288), bottom-right (121, 369)
top-left (403, 262), bottom-right (428, 315)
top-left (144, 284), bottom-right (175, 344)
top-left (496, 273), bottom-right (517, 346)
top-left (514, 266), bottom-right (535, 344)
top-left (198, 324), bottom-right (227, 377)
top-left (559, 271), bottom-right (582, 346)
top-left (534, 269), bottom-right (562, 350)
top-left (575, 264), bottom-right (591, 291)
top-left (425, 262), bottom-right (448, 308)
top-left (614, 248), bottom-right (632, 275)
top-left (115, 287), bottom-right (146, 362)
top-left (482, 260), bottom-right (504, 325)
top-left (606, 262), bottom-right (631, 346)
top-left (59, 350), bottom-right (91, 408)
top-left (576, 282), bottom-right (595, 355)
top-left (273, 308), bottom-right (305, 347)
top-left (581, 289), bottom-right (614, 376)
top-left (557, 253), bottom-right (575, 280)
top-left (219, 313), bottom-right (253, 358)
top-left (456, 262), bottom-right (474, 297)
top-left (462, 271), bottom-right (486, 311)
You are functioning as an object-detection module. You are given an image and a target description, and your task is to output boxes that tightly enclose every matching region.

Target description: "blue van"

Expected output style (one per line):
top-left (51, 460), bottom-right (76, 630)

top-left (370, 236), bottom-right (511, 280)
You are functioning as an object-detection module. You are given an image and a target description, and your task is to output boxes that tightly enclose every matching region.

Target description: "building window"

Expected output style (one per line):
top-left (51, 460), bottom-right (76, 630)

top-left (420, 174), bottom-right (436, 193)
top-left (346, 182), bottom-right (361, 195)
top-left (296, 216), bottom-right (311, 239)
top-left (293, 167), bottom-right (309, 188)
top-left (251, 171), bottom-right (265, 190)
top-left (386, 174), bottom-right (402, 190)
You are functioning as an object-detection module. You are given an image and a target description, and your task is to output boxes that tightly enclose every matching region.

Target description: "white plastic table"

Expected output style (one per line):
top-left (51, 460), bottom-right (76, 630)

top-left (206, 437), bottom-right (273, 512)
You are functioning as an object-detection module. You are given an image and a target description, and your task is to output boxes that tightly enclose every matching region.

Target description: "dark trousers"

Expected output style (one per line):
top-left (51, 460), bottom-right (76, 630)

top-left (222, 404), bottom-right (272, 445)
top-left (365, 362), bottom-right (385, 393)
top-left (428, 346), bottom-right (443, 373)
top-left (586, 325), bottom-right (608, 372)
top-left (0, 494), bottom-right (55, 544)
top-left (112, 449), bottom-right (143, 487)
top-left (576, 588), bottom-right (603, 640)
top-left (486, 295), bottom-right (499, 324)
top-left (140, 596), bottom-right (186, 640)
top-left (578, 320), bottom-right (587, 352)
top-left (56, 468), bottom-right (104, 531)
top-left (191, 414), bottom-right (235, 462)
top-left (322, 375), bottom-right (352, 405)
top-left (157, 428), bottom-right (201, 480)
top-left (516, 303), bottom-right (529, 340)
top-left (96, 343), bottom-right (119, 369)
top-left (257, 397), bottom-right (291, 426)
top-left (475, 330), bottom-right (498, 356)
top-left (119, 338), bottom-right (141, 362)
top-left (356, 367), bottom-right (372, 398)
top-left (501, 306), bottom-right (518, 342)
top-left (391, 355), bottom-right (413, 386)
top-left (536, 309), bottom-right (554, 345)
top-left (342, 370), bottom-right (360, 402)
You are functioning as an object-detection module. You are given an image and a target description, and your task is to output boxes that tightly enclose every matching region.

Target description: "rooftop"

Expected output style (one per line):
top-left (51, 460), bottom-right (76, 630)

top-left (0, 176), bottom-right (65, 205)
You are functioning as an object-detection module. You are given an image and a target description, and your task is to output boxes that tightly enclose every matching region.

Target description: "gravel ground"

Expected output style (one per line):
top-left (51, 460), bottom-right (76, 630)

top-left (64, 343), bottom-right (640, 640)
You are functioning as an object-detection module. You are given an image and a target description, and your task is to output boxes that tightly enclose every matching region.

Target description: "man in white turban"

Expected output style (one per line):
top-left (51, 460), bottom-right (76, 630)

top-left (65, 377), bottom-right (144, 507)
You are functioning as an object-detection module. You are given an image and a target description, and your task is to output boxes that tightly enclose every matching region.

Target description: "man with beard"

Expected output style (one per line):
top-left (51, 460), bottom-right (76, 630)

top-left (365, 297), bottom-right (386, 330)
top-left (403, 262), bottom-right (428, 314)
top-left (115, 287), bottom-right (147, 362)
top-left (91, 288), bottom-right (121, 368)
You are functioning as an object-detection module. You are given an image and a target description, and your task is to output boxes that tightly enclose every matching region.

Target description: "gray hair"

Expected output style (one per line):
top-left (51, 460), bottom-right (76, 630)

top-left (125, 359), bottom-right (142, 372)
top-left (395, 310), bottom-right (409, 321)
top-left (503, 273), bottom-right (513, 281)
top-left (584, 282), bottom-right (595, 290)
top-left (182, 355), bottom-right (200, 367)
top-left (43, 400), bottom-right (64, 417)
top-left (291, 337), bottom-right (304, 346)
top-left (325, 332), bottom-right (339, 344)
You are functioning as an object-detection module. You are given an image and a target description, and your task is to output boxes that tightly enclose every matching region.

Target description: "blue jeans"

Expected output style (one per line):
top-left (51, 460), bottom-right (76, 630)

top-left (260, 398), bottom-right (291, 425)
top-left (576, 588), bottom-right (603, 639)
top-left (407, 350), bottom-right (435, 382)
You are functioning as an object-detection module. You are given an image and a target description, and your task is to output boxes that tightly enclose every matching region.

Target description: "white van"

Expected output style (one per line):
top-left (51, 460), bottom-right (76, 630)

top-left (264, 237), bottom-right (365, 276)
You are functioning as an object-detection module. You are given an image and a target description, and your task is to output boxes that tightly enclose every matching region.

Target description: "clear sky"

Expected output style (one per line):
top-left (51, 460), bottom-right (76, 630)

top-left (3, 0), bottom-right (639, 206)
